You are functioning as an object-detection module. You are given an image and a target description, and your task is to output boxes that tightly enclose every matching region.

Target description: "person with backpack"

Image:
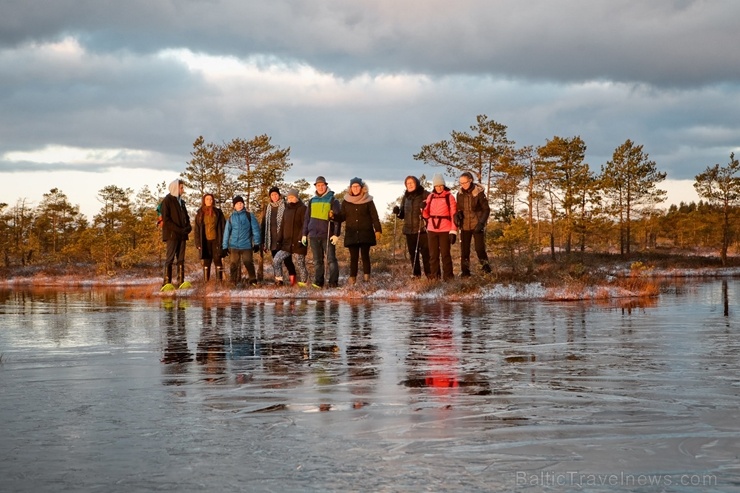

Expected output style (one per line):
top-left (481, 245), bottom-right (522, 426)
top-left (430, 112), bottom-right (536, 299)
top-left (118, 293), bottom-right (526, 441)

top-left (335, 177), bottom-right (382, 285)
top-left (393, 175), bottom-right (431, 278)
top-left (422, 173), bottom-right (458, 281)
top-left (273, 189), bottom-right (309, 287)
top-left (302, 176), bottom-right (341, 288)
top-left (194, 193), bottom-right (226, 282)
top-left (222, 195), bottom-right (262, 287)
top-left (161, 179), bottom-right (192, 289)
top-left (456, 171), bottom-right (492, 276)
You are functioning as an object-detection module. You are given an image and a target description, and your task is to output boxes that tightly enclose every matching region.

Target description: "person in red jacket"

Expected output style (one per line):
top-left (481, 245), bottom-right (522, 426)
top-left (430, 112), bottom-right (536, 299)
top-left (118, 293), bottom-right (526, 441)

top-left (422, 173), bottom-right (458, 281)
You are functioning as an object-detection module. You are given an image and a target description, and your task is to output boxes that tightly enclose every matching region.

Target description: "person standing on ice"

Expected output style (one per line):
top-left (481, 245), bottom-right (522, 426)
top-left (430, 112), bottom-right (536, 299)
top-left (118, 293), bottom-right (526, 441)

top-left (334, 177), bottom-right (382, 285)
top-left (260, 186), bottom-right (294, 285)
top-left (393, 175), bottom-right (431, 278)
top-left (455, 171), bottom-right (492, 276)
top-left (302, 176), bottom-right (341, 288)
top-left (422, 173), bottom-right (458, 281)
top-left (161, 179), bottom-right (192, 290)
top-left (273, 189), bottom-right (309, 286)
top-left (193, 193), bottom-right (226, 282)
top-left (222, 195), bottom-right (261, 287)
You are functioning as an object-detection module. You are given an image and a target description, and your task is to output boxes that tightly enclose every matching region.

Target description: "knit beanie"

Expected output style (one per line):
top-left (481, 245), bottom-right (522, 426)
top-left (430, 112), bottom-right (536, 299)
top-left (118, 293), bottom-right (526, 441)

top-left (432, 173), bottom-right (446, 187)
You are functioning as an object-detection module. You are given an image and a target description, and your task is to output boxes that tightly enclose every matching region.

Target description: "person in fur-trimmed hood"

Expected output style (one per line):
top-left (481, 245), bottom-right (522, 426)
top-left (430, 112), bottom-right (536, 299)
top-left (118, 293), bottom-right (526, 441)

top-left (456, 171), bottom-right (492, 276)
top-left (334, 177), bottom-right (382, 285)
top-left (422, 173), bottom-right (458, 281)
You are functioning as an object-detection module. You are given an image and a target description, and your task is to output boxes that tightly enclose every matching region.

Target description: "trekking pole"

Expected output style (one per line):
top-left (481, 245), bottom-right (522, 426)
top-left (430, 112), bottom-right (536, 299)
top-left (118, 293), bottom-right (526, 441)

top-left (412, 214), bottom-right (423, 276)
top-left (392, 214), bottom-right (397, 260)
top-left (326, 217), bottom-right (332, 283)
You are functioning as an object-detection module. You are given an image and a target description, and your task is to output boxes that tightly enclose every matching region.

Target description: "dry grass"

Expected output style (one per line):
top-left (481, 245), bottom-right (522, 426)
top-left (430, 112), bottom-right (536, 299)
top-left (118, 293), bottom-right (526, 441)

top-left (1, 251), bottom-right (737, 301)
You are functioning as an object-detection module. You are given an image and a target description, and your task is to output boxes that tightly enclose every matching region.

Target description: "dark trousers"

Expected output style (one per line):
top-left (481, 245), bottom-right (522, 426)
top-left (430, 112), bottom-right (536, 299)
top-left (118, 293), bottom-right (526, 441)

top-left (202, 239), bottom-right (223, 270)
top-left (460, 230), bottom-right (491, 275)
top-left (405, 232), bottom-right (430, 277)
top-left (348, 244), bottom-right (372, 277)
top-left (229, 248), bottom-right (256, 284)
top-left (309, 237), bottom-right (338, 287)
top-left (428, 231), bottom-right (454, 281)
top-left (165, 240), bottom-right (187, 267)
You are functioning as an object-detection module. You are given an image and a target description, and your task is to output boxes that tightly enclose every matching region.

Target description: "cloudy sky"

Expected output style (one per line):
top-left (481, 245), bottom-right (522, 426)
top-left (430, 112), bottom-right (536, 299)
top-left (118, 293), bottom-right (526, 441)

top-left (2, 0), bottom-right (739, 218)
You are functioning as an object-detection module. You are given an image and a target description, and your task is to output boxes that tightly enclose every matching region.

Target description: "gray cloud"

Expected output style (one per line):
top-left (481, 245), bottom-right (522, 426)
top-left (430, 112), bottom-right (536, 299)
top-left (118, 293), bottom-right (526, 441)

top-left (3, 1), bottom-right (739, 85)
top-left (1, 0), bottom-right (739, 212)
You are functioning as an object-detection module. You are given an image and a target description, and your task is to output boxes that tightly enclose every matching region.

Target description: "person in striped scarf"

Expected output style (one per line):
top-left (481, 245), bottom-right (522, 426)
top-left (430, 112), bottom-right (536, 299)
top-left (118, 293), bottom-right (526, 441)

top-left (260, 186), bottom-right (294, 285)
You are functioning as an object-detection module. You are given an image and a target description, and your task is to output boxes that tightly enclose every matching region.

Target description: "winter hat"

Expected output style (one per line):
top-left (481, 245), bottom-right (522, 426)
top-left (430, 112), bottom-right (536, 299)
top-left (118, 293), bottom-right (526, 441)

top-left (432, 173), bottom-right (446, 187)
top-left (232, 195), bottom-right (244, 205)
top-left (269, 186), bottom-right (281, 196)
top-left (349, 177), bottom-right (363, 187)
top-left (286, 189), bottom-right (299, 199)
top-left (314, 176), bottom-right (328, 185)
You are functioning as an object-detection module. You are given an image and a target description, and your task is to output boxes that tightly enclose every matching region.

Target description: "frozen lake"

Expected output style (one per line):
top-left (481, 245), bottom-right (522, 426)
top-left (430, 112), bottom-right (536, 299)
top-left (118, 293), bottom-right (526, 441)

top-left (1, 281), bottom-right (739, 492)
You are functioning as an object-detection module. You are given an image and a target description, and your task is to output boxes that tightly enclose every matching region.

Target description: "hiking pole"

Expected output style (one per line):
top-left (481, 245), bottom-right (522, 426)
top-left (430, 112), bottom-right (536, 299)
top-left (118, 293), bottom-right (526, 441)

top-left (392, 214), bottom-right (397, 260)
top-left (412, 214), bottom-right (423, 276)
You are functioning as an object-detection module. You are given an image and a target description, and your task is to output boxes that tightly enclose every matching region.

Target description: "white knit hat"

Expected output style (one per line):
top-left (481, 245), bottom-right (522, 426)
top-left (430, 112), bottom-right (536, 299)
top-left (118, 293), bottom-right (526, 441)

top-left (432, 173), bottom-right (445, 187)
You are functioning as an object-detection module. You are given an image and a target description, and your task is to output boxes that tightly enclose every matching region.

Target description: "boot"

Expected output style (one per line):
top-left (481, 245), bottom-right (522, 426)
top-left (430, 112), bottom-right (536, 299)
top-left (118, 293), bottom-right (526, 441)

top-left (348, 276), bottom-right (356, 285)
top-left (275, 276), bottom-right (283, 286)
top-left (203, 265), bottom-right (211, 282)
top-left (289, 275), bottom-right (297, 286)
top-left (163, 264), bottom-right (173, 286)
top-left (216, 268), bottom-right (224, 282)
top-left (176, 263), bottom-right (185, 286)
top-left (363, 274), bottom-right (370, 282)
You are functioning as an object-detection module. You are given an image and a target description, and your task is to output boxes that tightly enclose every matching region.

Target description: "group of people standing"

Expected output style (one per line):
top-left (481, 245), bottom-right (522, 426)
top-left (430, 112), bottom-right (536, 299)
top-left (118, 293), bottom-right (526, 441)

top-left (395, 172), bottom-right (491, 281)
top-left (159, 170), bottom-right (491, 290)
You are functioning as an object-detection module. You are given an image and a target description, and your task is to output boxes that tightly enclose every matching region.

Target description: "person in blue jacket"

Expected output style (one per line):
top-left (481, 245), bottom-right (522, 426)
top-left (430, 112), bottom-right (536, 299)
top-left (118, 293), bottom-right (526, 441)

top-left (222, 195), bottom-right (262, 287)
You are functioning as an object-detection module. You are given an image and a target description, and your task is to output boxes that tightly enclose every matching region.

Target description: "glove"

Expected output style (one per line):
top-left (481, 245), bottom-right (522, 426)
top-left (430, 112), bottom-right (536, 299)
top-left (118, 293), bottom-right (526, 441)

top-left (453, 211), bottom-right (464, 228)
top-left (474, 223), bottom-right (485, 234)
top-left (253, 245), bottom-right (260, 253)
top-left (328, 210), bottom-right (335, 220)
top-left (449, 231), bottom-right (457, 245)
top-left (330, 235), bottom-right (339, 246)
top-left (221, 248), bottom-right (229, 257)
top-left (392, 206), bottom-right (400, 216)
top-left (375, 231), bottom-right (382, 241)
top-left (301, 236), bottom-right (307, 246)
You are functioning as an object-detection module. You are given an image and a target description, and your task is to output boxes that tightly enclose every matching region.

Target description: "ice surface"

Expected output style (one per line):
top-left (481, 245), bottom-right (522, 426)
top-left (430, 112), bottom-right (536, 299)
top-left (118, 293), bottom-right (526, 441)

top-left (0, 282), bottom-right (739, 492)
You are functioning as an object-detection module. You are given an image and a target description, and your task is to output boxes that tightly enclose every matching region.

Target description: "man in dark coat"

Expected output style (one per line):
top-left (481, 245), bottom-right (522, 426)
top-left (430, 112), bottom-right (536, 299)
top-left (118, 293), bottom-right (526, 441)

top-left (161, 179), bottom-right (192, 288)
top-left (456, 171), bottom-right (492, 276)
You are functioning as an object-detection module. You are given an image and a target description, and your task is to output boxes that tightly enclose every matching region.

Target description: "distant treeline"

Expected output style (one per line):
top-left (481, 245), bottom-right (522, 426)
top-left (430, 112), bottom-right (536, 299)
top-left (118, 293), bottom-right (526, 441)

top-left (2, 116), bottom-right (739, 273)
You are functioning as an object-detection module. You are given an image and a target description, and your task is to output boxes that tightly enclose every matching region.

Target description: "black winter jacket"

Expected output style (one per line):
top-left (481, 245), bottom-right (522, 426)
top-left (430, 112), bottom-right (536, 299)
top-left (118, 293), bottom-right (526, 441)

top-left (397, 186), bottom-right (429, 235)
top-left (338, 199), bottom-right (382, 247)
top-left (278, 200), bottom-right (308, 256)
top-left (161, 194), bottom-right (191, 242)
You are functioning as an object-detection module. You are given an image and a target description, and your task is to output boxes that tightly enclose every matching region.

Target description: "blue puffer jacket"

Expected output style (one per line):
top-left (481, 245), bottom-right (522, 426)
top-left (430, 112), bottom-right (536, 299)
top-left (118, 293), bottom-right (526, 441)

top-left (223, 209), bottom-right (262, 250)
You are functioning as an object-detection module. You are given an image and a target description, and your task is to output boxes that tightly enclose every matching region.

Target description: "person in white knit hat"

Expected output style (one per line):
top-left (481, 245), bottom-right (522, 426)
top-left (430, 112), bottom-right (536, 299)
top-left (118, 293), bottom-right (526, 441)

top-left (422, 173), bottom-right (458, 281)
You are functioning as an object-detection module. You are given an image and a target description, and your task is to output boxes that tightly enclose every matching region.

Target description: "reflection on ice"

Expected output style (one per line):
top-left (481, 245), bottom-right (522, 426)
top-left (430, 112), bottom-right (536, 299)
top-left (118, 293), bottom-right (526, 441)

top-left (1, 282), bottom-right (739, 492)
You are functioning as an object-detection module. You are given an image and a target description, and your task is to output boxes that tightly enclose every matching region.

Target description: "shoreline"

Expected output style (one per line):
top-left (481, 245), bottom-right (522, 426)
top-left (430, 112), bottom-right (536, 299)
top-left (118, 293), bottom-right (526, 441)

top-left (2, 267), bottom-right (739, 302)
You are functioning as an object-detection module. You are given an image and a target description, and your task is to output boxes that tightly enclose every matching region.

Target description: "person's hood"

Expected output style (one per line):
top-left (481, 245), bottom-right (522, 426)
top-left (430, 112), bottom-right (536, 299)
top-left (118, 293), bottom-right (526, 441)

top-left (168, 179), bottom-right (181, 197)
